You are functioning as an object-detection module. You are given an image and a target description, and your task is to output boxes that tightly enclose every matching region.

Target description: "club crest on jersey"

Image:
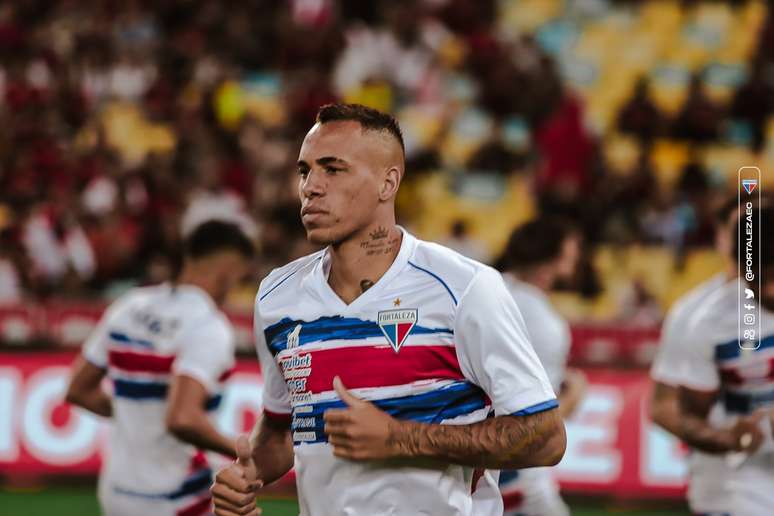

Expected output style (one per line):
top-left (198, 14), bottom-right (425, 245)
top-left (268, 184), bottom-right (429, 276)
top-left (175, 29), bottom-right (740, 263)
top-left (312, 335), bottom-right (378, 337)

top-left (377, 309), bottom-right (418, 353)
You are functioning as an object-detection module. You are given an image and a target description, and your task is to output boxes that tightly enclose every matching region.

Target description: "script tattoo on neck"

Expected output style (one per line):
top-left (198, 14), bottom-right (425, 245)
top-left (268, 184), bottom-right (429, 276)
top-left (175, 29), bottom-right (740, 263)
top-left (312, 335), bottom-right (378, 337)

top-left (360, 226), bottom-right (400, 257)
top-left (360, 279), bottom-right (375, 292)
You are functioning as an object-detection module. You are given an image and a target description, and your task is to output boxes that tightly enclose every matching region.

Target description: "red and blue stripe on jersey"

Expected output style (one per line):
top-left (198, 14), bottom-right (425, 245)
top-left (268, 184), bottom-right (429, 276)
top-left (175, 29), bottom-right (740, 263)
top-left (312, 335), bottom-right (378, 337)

top-left (264, 316), bottom-right (491, 445)
top-left (714, 334), bottom-right (774, 413)
top-left (106, 330), bottom-right (228, 410)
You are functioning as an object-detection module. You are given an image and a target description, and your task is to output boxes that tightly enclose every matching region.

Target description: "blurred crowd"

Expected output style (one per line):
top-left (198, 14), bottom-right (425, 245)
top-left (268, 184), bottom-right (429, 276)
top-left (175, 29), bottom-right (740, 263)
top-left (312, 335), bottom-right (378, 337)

top-left (0, 0), bottom-right (772, 320)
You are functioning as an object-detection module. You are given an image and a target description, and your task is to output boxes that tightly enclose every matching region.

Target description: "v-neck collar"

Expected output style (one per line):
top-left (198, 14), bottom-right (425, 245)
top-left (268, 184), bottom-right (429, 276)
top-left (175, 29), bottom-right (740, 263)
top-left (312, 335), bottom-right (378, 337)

top-left (312, 228), bottom-right (416, 313)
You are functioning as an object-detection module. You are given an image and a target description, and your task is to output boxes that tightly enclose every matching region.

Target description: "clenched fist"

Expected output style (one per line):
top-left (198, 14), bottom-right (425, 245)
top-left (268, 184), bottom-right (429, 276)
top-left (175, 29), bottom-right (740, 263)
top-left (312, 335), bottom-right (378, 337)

top-left (211, 435), bottom-right (263, 515)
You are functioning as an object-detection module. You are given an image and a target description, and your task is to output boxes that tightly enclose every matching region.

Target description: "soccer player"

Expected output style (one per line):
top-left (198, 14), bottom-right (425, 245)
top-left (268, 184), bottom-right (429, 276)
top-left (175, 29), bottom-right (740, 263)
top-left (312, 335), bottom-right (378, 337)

top-left (210, 104), bottom-right (566, 516)
top-left (496, 218), bottom-right (587, 516)
top-left (65, 220), bottom-right (254, 516)
top-left (676, 204), bottom-right (774, 516)
top-left (648, 199), bottom-right (738, 515)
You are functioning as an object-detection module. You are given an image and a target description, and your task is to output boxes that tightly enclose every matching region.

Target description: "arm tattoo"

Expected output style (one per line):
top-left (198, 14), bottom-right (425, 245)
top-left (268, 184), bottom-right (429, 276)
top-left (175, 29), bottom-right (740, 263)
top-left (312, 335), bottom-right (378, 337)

top-left (387, 410), bottom-right (563, 469)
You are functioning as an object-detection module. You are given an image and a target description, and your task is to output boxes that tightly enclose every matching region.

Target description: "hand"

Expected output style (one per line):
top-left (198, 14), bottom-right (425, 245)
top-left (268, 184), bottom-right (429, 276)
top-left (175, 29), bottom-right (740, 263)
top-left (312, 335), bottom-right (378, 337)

top-left (211, 434), bottom-right (263, 515)
top-left (323, 376), bottom-right (403, 461)
top-left (729, 410), bottom-right (767, 453)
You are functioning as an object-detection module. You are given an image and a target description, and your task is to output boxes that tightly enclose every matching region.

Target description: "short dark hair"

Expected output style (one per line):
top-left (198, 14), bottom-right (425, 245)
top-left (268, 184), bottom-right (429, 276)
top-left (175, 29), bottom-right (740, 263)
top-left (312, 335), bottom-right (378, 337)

top-left (496, 217), bottom-right (578, 272)
top-left (316, 103), bottom-right (405, 155)
top-left (714, 195), bottom-right (738, 225)
top-left (183, 220), bottom-right (254, 260)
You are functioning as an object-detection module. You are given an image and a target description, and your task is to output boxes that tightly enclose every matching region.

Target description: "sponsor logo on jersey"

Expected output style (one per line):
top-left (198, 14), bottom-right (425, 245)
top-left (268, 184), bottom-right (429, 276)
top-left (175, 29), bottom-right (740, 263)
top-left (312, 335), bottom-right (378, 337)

top-left (287, 324), bottom-right (302, 349)
top-left (377, 309), bottom-right (418, 353)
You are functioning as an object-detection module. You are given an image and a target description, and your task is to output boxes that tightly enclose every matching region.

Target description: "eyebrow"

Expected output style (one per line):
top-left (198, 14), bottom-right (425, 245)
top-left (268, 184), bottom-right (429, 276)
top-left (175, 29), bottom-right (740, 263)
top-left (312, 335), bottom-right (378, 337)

top-left (297, 156), bottom-right (349, 167)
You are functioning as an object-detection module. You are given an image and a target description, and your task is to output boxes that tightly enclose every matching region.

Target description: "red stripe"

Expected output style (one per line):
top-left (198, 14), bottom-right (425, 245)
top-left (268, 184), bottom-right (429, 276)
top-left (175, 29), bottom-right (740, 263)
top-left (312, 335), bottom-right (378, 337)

top-left (189, 450), bottom-right (208, 472)
top-left (264, 409), bottom-right (292, 424)
top-left (108, 349), bottom-right (175, 373)
top-left (282, 344), bottom-right (464, 394)
top-left (719, 356), bottom-right (774, 386)
top-left (218, 367), bottom-right (235, 382)
top-left (471, 467), bottom-right (485, 494)
top-left (176, 496), bottom-right (212, 516)
top-left (501, 489), bottom-right (524, 509)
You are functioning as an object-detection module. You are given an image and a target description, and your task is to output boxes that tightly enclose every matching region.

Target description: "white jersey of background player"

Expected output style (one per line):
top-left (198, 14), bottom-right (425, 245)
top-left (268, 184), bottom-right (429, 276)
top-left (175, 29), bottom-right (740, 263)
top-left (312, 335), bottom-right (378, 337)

top-left (676, 204), bottom-right (774, 516)
top-left (211, 104), bottom-right (567, 516)
top-left (648, 200), bottom-right (739, 514)
top-left (66, 221), bottom-right (253, 516)
top-left (496, 218), bottom-right (587, 516)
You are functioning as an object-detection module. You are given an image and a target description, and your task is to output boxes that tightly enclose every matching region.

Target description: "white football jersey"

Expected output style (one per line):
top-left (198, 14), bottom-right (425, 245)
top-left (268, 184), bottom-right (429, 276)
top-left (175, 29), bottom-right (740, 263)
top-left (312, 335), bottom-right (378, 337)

top-left (82, 283), bottom-right (235, 512)
top-left (498, 276), bottom-right (571, 516)
top-left (679, 279), bottom-right (774, 516)
top-left (255, 230), bottom-right (557, 516)
top-left (649, 273), bottom-right (731, 513)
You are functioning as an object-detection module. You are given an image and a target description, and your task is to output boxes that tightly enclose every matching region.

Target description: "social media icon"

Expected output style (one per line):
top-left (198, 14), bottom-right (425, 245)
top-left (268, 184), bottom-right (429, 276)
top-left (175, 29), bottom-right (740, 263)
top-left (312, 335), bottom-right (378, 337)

top-left (745, 304), bottom-right (755, 311)
top-left (744, 314), bottom-right (755, 325)
top-left (745, 288), bottom-right (755, 299)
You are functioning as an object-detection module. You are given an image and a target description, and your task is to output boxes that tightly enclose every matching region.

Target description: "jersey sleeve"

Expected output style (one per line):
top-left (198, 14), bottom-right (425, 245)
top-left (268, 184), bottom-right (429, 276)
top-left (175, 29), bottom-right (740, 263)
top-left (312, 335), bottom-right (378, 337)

top-left (173, 318), bottom-right (235, 394)
top-left (82, 297), bottom-right (126, 368)
top-left (676, 311), bottom-right (721, 391)
top-left (650, 303), bottom-right (690, 385)
top-left (254, 301), bottom-right (292, 418)
top-left (454, 268), bottom-right (557, 416)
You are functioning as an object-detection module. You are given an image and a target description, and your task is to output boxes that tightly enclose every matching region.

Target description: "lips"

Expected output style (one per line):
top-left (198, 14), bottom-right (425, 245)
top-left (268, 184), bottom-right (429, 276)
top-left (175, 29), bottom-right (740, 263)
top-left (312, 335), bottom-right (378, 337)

top-left (301, 206), bottom-right (327, 216)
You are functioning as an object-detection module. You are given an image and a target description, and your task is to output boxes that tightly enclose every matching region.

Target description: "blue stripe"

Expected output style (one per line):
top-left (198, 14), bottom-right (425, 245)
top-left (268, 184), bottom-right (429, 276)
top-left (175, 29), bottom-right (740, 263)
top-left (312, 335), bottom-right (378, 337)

top-left (113, 379), bottom-right (168, 400)
top-left (722, 389), bottom-right (774, 414)
top-left (715, 335), bottom-right (774, 361)
top-left (259, 260), bottom-right (319, 302)
top-left (408, 261), bottom-right (457, 305)
top-left (113, 468), bottom-right (212, 500)
top-left (291, 381), bottom-right (487, 445)
top-left (205, 394), bottom-right (222, 411)
top-left (511, 398), bottom-right (559, 416)
top-left (109, 331), bottom-right (153, 348)
top-left (498, 469), bottom-right (520, 486)
top-left (264, 316), bottom-right (453, 356)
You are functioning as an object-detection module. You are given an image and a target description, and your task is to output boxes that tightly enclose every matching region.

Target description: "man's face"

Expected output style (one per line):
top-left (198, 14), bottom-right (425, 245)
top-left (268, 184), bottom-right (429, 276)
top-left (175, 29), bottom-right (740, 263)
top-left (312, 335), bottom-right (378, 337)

top-left (296, 121), bottom-right (393, 246)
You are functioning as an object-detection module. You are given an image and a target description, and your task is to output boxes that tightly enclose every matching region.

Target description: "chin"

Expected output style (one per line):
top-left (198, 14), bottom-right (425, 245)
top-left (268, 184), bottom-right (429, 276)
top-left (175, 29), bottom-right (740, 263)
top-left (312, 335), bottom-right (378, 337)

top-left (305, 226), bottom-right (338, 246)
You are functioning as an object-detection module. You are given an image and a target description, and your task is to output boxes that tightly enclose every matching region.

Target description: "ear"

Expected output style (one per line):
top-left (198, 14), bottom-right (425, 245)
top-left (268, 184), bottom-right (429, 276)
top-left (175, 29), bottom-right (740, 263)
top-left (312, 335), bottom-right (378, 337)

top-left (379, 166), bottom-right (401, 202)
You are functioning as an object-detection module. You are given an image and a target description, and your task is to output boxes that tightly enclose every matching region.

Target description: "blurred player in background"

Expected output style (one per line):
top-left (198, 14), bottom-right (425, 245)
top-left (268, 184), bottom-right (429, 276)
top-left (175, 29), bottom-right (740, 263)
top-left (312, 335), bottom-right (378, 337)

top-left (676, 204), bottom-right (774, 516)
top-left (66, 220), bottom-right (254, 516)
top-left (648, 198), bottom-right (738, 515)
top-left (211, 103), bottom-right (566, 516)
top-left (496, 218), bottom-right (588, 516)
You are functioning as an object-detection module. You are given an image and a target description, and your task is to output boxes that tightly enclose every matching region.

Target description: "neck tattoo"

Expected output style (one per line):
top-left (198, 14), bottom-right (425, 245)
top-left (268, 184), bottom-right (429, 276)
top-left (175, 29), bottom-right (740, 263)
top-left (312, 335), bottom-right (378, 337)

top-left (360, 279), bottom-right (375, 292)
top-left (360, 226), bottom-right (401, 257)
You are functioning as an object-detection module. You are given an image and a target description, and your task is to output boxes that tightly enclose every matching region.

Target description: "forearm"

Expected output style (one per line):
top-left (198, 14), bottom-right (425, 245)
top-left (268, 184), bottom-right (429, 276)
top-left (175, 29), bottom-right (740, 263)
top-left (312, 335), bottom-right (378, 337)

top-left (557, 381), bottom-right (583, 419)
top-left (250, 415), bottom-right (294, 485)
top-left (649, 383), bottom-right (682, 436)
top-left (677, 414), bottom-right (735, 453)
top-left (66, 388), bottom-right (112, 417)
top-left (388, 409), bottom-right (566, 469)
top-left (168, 412), bottom-right (235, 457)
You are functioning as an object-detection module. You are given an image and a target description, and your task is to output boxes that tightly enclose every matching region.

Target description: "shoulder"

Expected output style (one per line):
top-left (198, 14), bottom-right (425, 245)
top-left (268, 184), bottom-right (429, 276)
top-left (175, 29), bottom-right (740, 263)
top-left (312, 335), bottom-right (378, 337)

top-left (257, 250), bottom-right (325, 303)
top-left (408, 239), bottom-right (492, 305)
top-left (685, 279), bottom-right (738, 342)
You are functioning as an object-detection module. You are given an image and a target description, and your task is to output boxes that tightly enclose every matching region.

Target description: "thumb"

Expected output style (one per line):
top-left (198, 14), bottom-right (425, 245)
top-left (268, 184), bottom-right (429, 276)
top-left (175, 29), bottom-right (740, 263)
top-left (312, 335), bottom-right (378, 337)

top-left (236, 434), bottom-right (252, 466)
top-left (333, 376), bottom-right (361, 407)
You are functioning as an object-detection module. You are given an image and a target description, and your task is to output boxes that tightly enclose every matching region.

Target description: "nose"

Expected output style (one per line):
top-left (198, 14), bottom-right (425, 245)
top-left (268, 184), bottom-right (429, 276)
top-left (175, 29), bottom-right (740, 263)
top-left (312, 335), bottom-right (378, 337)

top-left (301, 169), bottom-right (326, 198)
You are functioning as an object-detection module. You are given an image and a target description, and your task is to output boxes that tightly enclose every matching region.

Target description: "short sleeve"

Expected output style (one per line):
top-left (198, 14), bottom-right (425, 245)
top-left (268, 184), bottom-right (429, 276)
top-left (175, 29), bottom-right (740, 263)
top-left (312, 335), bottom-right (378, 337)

top-left (82, 297), bottom-right (126, 368)
top-left (173, 319), bottom-right (235, 394)
top-left (650, 305), bottom-right (690, 385)
top-left (454, 268), bottom-right (557, 416)
top-left (676, 312), bottom-right (721, 391)
top-left (254, 301), bottom-right (292, 418)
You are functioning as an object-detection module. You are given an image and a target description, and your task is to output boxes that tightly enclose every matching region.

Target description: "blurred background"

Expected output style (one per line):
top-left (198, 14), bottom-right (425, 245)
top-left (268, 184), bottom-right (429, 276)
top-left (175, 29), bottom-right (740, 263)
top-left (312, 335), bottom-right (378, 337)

top-left (0, 0), bottom-right (771, 514)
